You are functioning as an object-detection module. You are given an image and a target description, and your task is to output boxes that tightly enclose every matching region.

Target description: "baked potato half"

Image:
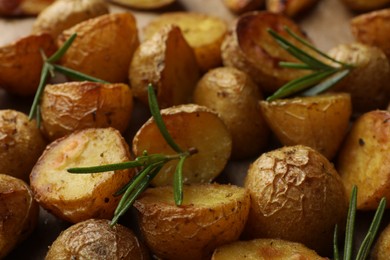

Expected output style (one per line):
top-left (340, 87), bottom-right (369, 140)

top-left (109, 0), bottom-right (175, 10)
top-left (266, 0), bottom-right (319, 17)
top-left (372, 221), bottom-right (390, 260)
top-left (0, 0), bottom-right (54, 16)
top-left (222, 0), bottom-right (264, 14)
top-left (134, 184), bottom-right (250, 260)
top-left (341, 0), bottom-right (390, 12)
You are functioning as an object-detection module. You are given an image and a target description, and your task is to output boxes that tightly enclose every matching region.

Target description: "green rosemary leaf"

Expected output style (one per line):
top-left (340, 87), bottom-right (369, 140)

top-left (279, 62), bottom-right (313, 70)
top-left (300, 69), bottom-right (350, 97)
top-left (333, 224), bottom-right (340, 260)
top-left (344, 186), bottom-right (357, 260)
top-left (47, 33), bottom-right (77, 63)
top-left (53, 64), bottom-right (108, 83)
top-left (267, 69), bottom-right (336, 101)
top-left (29, 62), bottom-right (50, 121)
top-left (174, 155), bottom-right (187, 205)
top-left (148, 84), bottom-right (183, 153)
top-left (67, 160), bottom-right (144, 173)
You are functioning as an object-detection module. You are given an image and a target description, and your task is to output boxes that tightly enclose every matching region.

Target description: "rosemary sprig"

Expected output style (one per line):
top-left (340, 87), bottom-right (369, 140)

top-left (68, 85), bottom-right (197, 226)
top-left (29, 33), bottom-right (108, 126)
top-left (266, 27), bottom-right (353, 101)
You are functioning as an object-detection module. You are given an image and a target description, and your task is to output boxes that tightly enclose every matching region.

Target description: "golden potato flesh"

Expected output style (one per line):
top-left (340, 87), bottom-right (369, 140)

top-left (109, 0), bottom-right (175, 10)
top-left (341, 0), bottom-right (390, 12)
top-left (40, 81), bottom-right (133, 141)
top-left (133, 104), bottom-right (232, 186)
top-left (260, 93), bottom-right (352, 160)
top-left (46, 219), bottom-right (149, 260)
top-left (0, 174), bottom-right (39, 259)
top-left (337, 110), bottom-right (390, 210)
top-left (222, 0), bottom-right (264, 14)
top-left (221, 11), bottom-right (312, 94)
top-left (266, 0), bottom-right (319, 17)
top-left (0, 33), bottom-right (56, 95)
top-left (327, 43), bottom-right (390, 113)
top-left (373, 222), bottom-right (390, 260)
top-left (212, 239), bottom-right (325, 260)
top-left (30, 128), bottom-right (134, 223)
top-left (130, 25), bottom-right (200, 108)
top-left (134, 184), bottom-right (250, 260)
top-left (194, 67), bottom-right (270, 159)
top-left (0, 0), bottom-right (54, 16)
top-left (143, 12), bottom-right (227, 72)
top-left (32, 0), bottom-right (109, 38)
top-left (244, 145), bottom-right (347, 255)
top-left (58, 12), bottom-right (139, 83)
top-left (0, 110), bottom-right (47, 182)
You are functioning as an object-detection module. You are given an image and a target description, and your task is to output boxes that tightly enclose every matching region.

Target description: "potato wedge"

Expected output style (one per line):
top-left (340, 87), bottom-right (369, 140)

top-left (266, 0), bottom-right (319, 17)
top-left (221, 11), bottom-right (312, 94)
top-left (212, 239), bottom-right (325, 259)
top-left (30, 128), bottom-right (134, 223)
top-left (372, 222), bottom-right (390, 260)
top-left (244, 145), bottom-right (347, 255)
top-left (327, 43), bottom-right (390, 113)
top-left (134, 184), bottom-right (250, 260)
top-left (260, 93), bottom-right (352, 159)
top-left (337, 110), bottom-right (390, 210)
top-left (57, 12), bottom-right (139, 83)
top-left (222, 0), bottom-right (264, 14)
top-left (194, 67), bottom-right (270, 159)
top-left (46, 219), bottom-right (149, 260)
top-left (0, 110), bottom-right (47, 182)
top-left (32, 0), bottom-right (109, 38)
top-left (143, 12), bottom-right (228, 72)
top-left (40, 81), bottom-right (133, 141)
top-left (0, 0), bottom-right (54, 16)
top-left (0, 33), bottom-right (56, 96)
top-left (0, 174), bottom-right (39, 259)
top-left (109, 0), bottom-right (175, 10)
top-left (130, 25), bottom-right (200, 108)
top-left (132, 104), bottom-right (232, 186)
top-left (341, 0), bottom-right (390, 12)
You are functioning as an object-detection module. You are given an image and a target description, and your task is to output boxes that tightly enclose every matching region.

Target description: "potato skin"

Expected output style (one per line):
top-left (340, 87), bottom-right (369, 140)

top-left (223, 0), bottom-right (264, 14)
top-left (194, 67), bottom-right (270, 159)
top-left (40, 81), bottom-right (133, 141)
top-left (0, 110), bottom-right (47, 182)
top-left (337, 110), bottom-right (390, 210)
top-left (341, 0), bottom-right (390, 12)
top-left (0, 174), bottom-right (39, 259)
top-left (244, 145), bottom-right (347, 255)
top-left (266, 0), bottom-right (319, 17)
top-left (0, 0), bottom-right (54, 16)
top-left (46, 219), bottom-right (149, 260)
top-left (0, 33), bottom-right (57, 95)
top-left (32, 0), bottom-right (109, 38)
top-left (58, 12), bottom-right (139, 83)
top-left (134, 184), bottom-right (250, 260)
top-left (372, 222), bottom-right (390, 260)
top-left (109, 0), bottom-right (175, 10)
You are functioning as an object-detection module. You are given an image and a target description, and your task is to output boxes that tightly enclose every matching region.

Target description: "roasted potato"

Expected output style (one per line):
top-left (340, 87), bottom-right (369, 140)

top-left (40, 81), bottom-right (133, 141)
top-left (0, 110), bottom-right (47, 182)
top-left (337, 110), bottom-right (390, 210)
top-left (46, 219), bottom-right (149, 260)
top-left (372, 221), bottom-right (390, 260)
top-left (130, 25), bottom-right (200, 108)
top-left (244, 145), bottom-right (347, 255)
top-left (143, 12), bottom-right (228, 72)
top-left (30, 128), bottom-right (134, 223)
top-left (222, 0), bottom-right (264, 14)
top-left (58, 12), bottom-right (139, 83)
top-left (212, 238), bottom-right (325, 259)
top-left (0, 174), bottom-right (39, 259)
top-left (0, 33), bottom-right (56, 96)
top-left (134, 184), bottom-right (250, 260)
top-left (341, 0), bottom-right (390, 12)
top-left (32, 0), bottom-right (109, 38)
top-left (0, 0), bottom-right (54, 16)
top-left (193, 67), bottom-right (270, 159)
top-left (327, 43), bottom-right (390, 113)
top-left (221, 11), bottom-right (312, 94)
top-left (109, 0), bottom-right (175, 10)
top-left (266, 0), bottom-right (319, 17)
top-left (133, 104), bottom-right (232, 186)
top-left (351, 9), bottom-right (390, 60)
top-left (260, 93), bottom-right (352, 160)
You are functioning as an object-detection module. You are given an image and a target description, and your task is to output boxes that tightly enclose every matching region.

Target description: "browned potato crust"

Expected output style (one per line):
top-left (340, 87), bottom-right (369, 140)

top-left (58, 12), bottom-right (139, 83)
top-left (143, 12), bottom-right (227, 72)
top-left (130, 25), bottom-right (200, 108)
top-left (327, 43), bottom-right (390, 113)
top-left (194, 67), bottom-right (270, 159)
top-left (133, 104), bottom-right (232, 186)
top-left (30, 128), bottom-right (134, 223)
top-left (32, 0), bottom-right (109, 38)
top-left (337, 110), bottom-right (390, 210)
top-left (109, 0), bottom-right (175, 10)
top-left (221, 11), bottom-right (312, 94)
top-left (244, 145), bottom-right (347, 255)
top-left (134, 184), bottom-right (250, 260)
top-left (0, 174), bottom-right (39, 259)
top-left (40, 81), bottom-right (133, 141)
top-left (266, 0), bottom-right (319, 17)
top-left (222, 0), bottom-right (264, 14)
top-left (341, 0), bottom-right (390, 12)
top-left (0, 110), bottom-right (47, 182)
top-left (0, 0), bottom-right (54, 16)
top-left (260, 93), bottom-right (352, 159)
top-left (372, 222), bottom-right (390, 260)
top-left (212, 238), bottom-right (326, 259)
top-left (46, 219), bottom-right (149, 260)
top-left (0, 33), bottom-right (56, 95)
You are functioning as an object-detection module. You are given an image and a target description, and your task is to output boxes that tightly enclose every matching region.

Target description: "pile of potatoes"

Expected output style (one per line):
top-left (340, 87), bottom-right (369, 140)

top-left (1, 0), bottom-right (390, 259)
